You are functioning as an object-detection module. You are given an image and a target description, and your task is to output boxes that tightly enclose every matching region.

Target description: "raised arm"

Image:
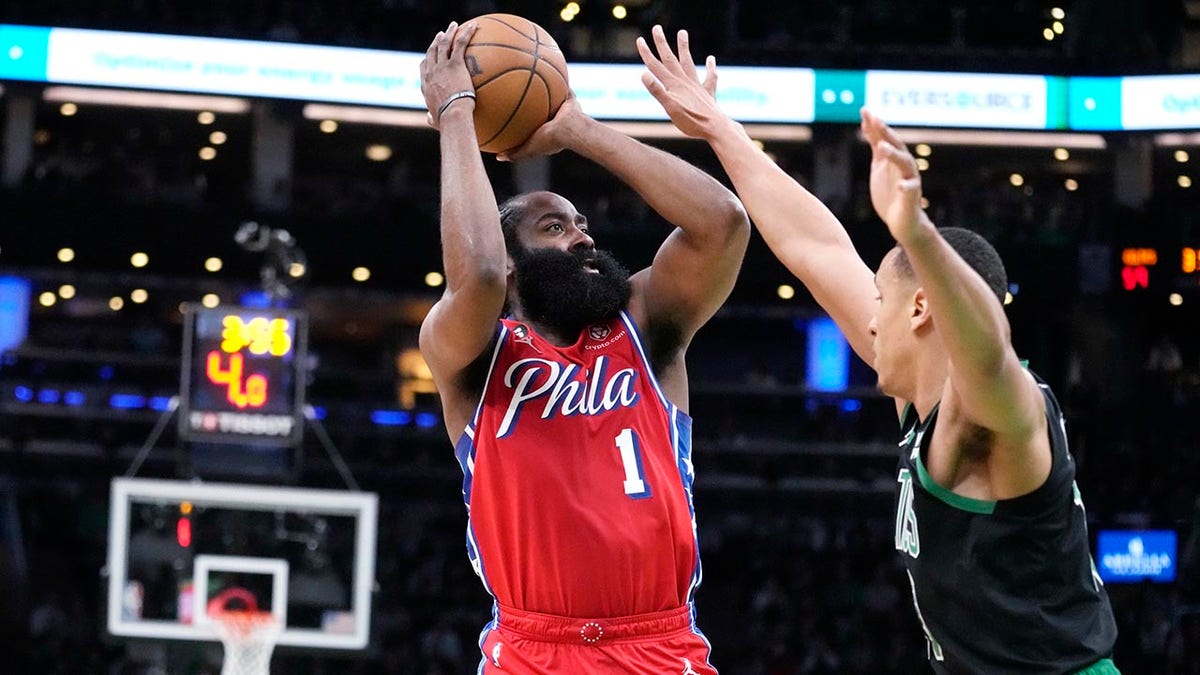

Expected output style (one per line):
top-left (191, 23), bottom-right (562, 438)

top-left (575, 112), bottom-right (750, 340)
top-left (636, 26), bottom-right (877, 364)
top-left (503, 93), bottom-right (749, 345)
top-left (861, 109), bottom-right (1050, 494)
top-left (417, 22), bottom-right (508, 433)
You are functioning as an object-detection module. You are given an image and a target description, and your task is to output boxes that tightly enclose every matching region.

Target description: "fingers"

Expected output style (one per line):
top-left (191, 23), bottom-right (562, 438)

top-left (877, 140), bottom-right (919, 179)
top-left (677, 29), bottom-right (696, 77)
top-left (861, 107), bottom-right (908, 154)
top-left (878, 122), bottom-right (907, 154)
top-left (437, 21), bottom-right (458, 62)
top-left (425, 21), bottom-right (458, 67)
top-left (636, 36), bottom-right (672, 83)
top-left (641, 70), bottom-right (668, 104)
top-left (702, 55), bottom-right (718, 96)
top-left (450, 22), bottom-right (476, 60)
top-left (651, 25), bottom-right (681, 70)
top-left (860, 107), bottom-right (883, 145)
top-left (638, 26), bottom-right (704, 88)
top-left (498, 142), bottom-right (531, 163)
top-left (425, 31), bottom-right (441, 64)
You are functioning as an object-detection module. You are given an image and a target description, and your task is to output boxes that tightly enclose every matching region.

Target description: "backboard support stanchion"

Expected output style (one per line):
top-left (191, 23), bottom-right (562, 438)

top-left (304, 405), bottom-right (359, 492)
top-left (124, 396), bottom-right (179, 478)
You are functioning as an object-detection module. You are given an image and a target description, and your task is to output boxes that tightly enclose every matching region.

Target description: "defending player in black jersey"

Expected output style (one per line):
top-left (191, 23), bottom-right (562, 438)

top-left (637, 26), bottom-right (1119, 674)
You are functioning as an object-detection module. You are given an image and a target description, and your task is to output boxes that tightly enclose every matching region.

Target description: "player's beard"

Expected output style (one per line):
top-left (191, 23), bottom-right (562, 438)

top-left (511, 245), bottom-right (632, 338)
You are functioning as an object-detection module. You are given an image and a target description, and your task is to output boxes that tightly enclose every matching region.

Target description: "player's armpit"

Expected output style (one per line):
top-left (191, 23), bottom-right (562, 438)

top-left (940, 364), bottom-right (1052, 499)
top-left (420, 289), bottom-right (504, 429)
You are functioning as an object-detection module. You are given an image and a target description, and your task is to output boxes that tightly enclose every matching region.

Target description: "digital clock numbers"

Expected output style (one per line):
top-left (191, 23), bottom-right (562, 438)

top-left (179, 306), bottom-right (307, 446)
top-left (206, 316), bottom-right (293, 409)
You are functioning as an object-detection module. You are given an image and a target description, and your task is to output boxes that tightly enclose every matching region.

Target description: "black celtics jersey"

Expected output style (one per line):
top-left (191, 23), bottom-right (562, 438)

top-left (894, 373), bottom-right (1118, 674)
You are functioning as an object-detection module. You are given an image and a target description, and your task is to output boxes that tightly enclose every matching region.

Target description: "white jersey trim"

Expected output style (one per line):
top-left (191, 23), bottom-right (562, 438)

top-left (619, 310), bottom-right (673, 413)
top-left (463, 324), bottom-right (510, 438)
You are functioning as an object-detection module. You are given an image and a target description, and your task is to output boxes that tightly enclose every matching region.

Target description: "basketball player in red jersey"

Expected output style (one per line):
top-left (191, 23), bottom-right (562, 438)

top-left (419, 21), bottom-right (749, 675)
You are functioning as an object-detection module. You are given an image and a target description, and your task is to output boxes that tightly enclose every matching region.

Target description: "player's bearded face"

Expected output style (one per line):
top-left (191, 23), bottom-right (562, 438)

top-left (512, 243), bottom-right (631, 335)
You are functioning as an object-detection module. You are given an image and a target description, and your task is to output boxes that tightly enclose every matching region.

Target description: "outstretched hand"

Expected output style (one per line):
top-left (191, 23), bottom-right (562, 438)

top-left (861, 108), bottom-right (930, 244)
top-left (636, 25), bottom-right (725, 140)
top-left (419, 21), bottom-right (479, 130)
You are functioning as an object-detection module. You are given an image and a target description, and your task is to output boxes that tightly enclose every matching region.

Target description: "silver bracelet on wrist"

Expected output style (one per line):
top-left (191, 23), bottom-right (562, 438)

top-left (437, 91), bottom-right (477, 119)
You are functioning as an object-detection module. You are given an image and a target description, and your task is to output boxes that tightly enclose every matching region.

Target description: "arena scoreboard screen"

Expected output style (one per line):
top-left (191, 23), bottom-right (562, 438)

top-left (180, 306), bottom-right (307, 446)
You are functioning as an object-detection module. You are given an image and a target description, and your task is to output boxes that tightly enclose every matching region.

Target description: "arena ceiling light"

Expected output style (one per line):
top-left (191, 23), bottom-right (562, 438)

top-left (1153, 132), bottom-right (1200, 147)
top-left (302, 103), bottom-right (428, 127)
top-left (42, 86), bottom-right (251, 113)
top-left (877, 128), bottom-right (1107, 150)
top-left (302, 104), bottom-right (814, 142)
top-left (737, 123), bottom-right (812, 142)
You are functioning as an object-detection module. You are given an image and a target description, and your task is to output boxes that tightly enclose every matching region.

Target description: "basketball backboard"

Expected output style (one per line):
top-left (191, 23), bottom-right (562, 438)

top-left (106, 477), bottom-right (377, 650)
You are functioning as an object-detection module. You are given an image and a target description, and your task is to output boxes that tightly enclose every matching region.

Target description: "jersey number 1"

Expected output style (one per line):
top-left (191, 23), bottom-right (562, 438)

top-left (616, 428), bottom-right (651, 499)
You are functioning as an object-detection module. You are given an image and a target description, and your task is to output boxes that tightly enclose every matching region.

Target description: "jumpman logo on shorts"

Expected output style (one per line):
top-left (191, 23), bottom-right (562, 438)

top-left (681, 658), bottom-right (700, 675)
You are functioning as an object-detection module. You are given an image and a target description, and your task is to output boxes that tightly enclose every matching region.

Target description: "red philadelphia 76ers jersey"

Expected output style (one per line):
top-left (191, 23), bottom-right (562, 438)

top-left (453, 311), bottom-right (703, 619)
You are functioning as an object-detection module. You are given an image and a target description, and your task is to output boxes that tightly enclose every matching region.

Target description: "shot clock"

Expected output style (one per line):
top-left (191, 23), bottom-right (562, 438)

top-left (179, 305), bottom-right (307, 446)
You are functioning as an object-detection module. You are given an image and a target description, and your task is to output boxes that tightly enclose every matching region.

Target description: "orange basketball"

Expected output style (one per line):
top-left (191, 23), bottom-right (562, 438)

top-left (462, 14), bottom-right (569, 154)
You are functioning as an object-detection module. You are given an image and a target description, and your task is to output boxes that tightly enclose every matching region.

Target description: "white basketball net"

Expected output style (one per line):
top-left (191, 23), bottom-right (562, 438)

top-left (212, 611), bottom-right (281, 675)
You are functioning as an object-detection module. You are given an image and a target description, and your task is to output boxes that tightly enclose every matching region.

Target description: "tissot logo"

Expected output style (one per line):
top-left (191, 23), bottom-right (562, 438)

top-left (588, 324), bottom-right (611, 340)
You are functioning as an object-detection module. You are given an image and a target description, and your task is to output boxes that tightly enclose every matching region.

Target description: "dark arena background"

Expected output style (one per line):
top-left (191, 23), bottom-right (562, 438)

top-left (1, 1), bottom-right (1198, 673)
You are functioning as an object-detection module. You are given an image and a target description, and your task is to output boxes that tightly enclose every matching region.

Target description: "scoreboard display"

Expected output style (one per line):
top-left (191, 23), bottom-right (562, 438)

top-left (180, 306), bottom-right (307, 446)
top-left (1119, 246), bottom-right (1200, 295)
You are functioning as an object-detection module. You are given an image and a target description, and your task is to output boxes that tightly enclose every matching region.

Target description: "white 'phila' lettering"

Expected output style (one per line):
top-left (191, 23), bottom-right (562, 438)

top-left (496, 356), bottom-right (639, 437)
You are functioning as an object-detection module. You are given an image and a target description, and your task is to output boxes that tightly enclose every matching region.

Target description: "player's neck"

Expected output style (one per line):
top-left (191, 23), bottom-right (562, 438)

top-left (506, 308), bottom-right (580, 348)
top-left (910, 346), bottom-right (951, 421)
top-left (531, 322), bottom-right (579, 348)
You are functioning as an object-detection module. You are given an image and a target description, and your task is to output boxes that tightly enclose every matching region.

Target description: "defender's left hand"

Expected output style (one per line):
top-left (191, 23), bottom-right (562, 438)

top-left (635, 25), bottom-right (724, 141)
top-left (861, 108), bottom-right (931, 244)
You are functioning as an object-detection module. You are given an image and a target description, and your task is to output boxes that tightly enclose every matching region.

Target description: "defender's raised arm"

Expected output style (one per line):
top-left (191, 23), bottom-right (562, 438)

top-left (637, 25), bottom-right (877, 365)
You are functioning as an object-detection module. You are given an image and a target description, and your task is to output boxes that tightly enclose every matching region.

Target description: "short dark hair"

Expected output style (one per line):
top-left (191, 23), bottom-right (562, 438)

top-left (891, 227), bottom-right (1008, 303)
top-left (497, 193), bottom-right (528, 254)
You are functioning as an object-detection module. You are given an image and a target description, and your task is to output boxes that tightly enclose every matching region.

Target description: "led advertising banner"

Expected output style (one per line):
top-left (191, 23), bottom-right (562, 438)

top-left (1096, 530), bottom-right (1177, 583)
top-left (1072, 75), bottom-right (1200, 131)
top-left (10, 23), bottom-right (1200, 131)
top-left (46, 28), bottom-right (426, 108)
top-left (0, 24), bottom-right (51, 81)
top-left (1067, 77), bottom-right (1123, 130)
top-left (1119, 75), bottom-right (1200, 130)
top-left (863, 70), bottom-right (1066, 129)
top-left (3, 24), bottom-right (814, 123)
top-left (571, 62), bottom-right (815, 123)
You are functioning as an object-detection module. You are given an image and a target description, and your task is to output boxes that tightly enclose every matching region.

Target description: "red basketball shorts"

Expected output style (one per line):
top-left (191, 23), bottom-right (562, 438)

top-left (476, 603), bottom-right (718, 674)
